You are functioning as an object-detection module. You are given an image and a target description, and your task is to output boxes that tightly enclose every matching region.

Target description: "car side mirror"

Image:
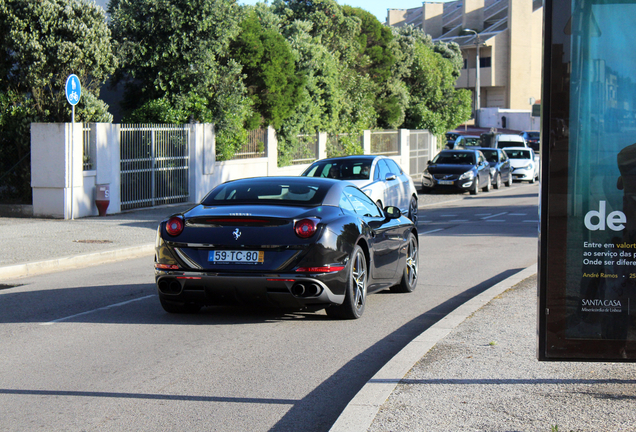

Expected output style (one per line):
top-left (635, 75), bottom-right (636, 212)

top-left (385, 174), bottom-right (397, 181)
top-left (384, 206), bottom-right (401, 219)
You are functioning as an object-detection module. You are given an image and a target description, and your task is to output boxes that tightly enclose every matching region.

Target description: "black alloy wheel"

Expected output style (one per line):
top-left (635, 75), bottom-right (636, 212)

top-left (391, 232), bottom-right (418, 293)
top-left (326, 245), bottom-right (367, 319)
top-left (408, 196), bottom-right (418, 224)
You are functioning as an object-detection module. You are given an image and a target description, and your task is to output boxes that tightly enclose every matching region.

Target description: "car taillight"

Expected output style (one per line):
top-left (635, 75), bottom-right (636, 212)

top-left (296, 265), bottom-right (345, 273)
top-left (166, 216), bottom-right (184, 236)
top-left (294, 218), bottom-right (317, 238)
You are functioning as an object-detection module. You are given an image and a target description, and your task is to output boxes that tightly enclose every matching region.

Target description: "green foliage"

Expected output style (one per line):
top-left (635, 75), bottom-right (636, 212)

top-left (109, 0), bottom-right (252, 159)
top-left (230, 11), bottom-right (304, 129)
top-left (0, 0), bottom-right (116, 203)
top-left (393, 25), bottom-right (472, 135)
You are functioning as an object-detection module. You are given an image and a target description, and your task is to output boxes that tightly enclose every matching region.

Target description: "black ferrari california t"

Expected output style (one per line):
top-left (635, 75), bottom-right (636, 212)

top-left (154, 177), bottom-right (418, 319)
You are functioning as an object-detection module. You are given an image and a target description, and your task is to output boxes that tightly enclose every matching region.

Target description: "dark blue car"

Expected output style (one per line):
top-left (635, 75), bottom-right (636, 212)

top-left (420, 149), bottom-right (491, 195)
top-left (474, 147), bottom-right (513, 189)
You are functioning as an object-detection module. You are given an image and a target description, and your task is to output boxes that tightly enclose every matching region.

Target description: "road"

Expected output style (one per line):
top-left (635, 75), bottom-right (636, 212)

top-left (0, 183), bottom-right (539, 432)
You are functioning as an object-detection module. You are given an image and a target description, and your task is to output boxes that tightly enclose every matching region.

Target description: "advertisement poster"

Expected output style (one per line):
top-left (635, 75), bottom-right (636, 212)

top-left (540, 0), bottom-right (636, 360)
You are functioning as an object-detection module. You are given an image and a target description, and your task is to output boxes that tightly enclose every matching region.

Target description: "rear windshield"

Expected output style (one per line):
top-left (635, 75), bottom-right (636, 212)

top-left (432, 152), bottom-right (476, 165)
top-left (480, 149), bottom-right (498, 162)
top-left (506, 149), bottom-right (532, 159)
top-left (498, 141), bottom-right (523, 148)
top-left (201, 181), bottom-right (328, 206)
top-left (527, 132), bottom-right (540, 139)
top-left (463, 137), bottom-right (481, 147)
top-left (303, 159), bottom-right (372, 180)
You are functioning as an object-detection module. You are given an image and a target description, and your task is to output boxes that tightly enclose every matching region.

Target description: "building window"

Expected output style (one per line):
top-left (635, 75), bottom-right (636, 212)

top-left (463, 58), bottom-right (468, 69)
top-left (480, 57), bottom-right (492, 68)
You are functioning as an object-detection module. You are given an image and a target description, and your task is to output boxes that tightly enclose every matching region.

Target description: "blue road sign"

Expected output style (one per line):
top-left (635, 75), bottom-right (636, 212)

top-left (65, 74), bottom-right (81, 106)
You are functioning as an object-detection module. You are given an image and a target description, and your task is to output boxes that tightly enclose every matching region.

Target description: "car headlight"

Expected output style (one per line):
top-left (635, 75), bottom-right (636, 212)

top-left (522, 163), bottom-right (533, 170)
top-left (459, 170), bottom-right (475, 180)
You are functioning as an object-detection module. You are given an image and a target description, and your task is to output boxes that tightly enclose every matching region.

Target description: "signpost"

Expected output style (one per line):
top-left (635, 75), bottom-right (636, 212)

top-left (65, 74), bottom-right (81, 220)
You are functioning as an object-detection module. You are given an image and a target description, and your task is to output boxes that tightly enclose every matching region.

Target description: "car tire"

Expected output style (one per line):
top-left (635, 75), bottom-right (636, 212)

top-left (408, 196), bottom-right (418, 224)
top-left (493, 173), bottom-right (501, 189)
top-left (391, 232), bottom-right (418, 293)
top-left (530, 176), bottom-right (536, 184)
top-left (505, 173), bottom-right (513, 187)
top-left (470, 176), bottom-right (479, 195)
top-left (483, 174), bottom-right (491, 192)
top-left (326, 245), bottom-right (367, 319)
top-left (159, 297), bottom-right (202, 314)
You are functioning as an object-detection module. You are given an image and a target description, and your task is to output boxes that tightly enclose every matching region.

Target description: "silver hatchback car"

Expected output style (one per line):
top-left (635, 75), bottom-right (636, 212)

top-left (301, 156), bottom-right (419, 223)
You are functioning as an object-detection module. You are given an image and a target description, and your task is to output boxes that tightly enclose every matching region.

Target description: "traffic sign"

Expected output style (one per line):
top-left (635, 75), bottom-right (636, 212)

top-left (65, 74), bottom-right (81, 106)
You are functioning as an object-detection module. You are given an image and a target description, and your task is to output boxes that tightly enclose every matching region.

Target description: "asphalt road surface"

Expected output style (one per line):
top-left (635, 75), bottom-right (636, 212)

top-left (0, 183), bottom-right (539, 432)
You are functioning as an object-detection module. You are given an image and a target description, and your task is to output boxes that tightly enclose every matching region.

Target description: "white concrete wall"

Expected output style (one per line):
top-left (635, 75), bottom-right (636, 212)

top-left (479, 107), bottom-right (539, 131)
top-left (31, 124), bottom-right (436, 219)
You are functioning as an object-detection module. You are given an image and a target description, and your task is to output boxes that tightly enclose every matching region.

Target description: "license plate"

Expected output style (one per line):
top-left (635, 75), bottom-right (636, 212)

top-left (438, 180), bottom-right (454, 185)
top-left (209, 250), bottom-right (264, 264)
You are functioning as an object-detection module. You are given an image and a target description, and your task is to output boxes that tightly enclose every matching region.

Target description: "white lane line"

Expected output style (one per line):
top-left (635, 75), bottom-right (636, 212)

top-left (41, 295), bottom-right (155, 326)
top-left (509, 213), bottom-right (527, 216)
top-left (481, 212), bottom-right (508, 220)
top-left (420, 228), bottom-right (445, 235)
top-left (523, 220), bottom-right (540, 223)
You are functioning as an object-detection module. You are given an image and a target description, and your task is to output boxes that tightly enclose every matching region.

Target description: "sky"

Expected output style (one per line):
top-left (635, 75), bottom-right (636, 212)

top-left (238, 0), bottom-right (453, 24)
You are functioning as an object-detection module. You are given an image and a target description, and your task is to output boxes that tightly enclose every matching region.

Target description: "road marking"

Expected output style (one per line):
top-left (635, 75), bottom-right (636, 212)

top-left (41, 295), bottom-right (155, 325)
top-left (420, 228), bottom-right (445, 235)
top-left (509, 213), bottom-right (527, 216)
top-left (523, 220), bottom-right (540, 223)
top-left (481, 212), bottom-right (508, 220)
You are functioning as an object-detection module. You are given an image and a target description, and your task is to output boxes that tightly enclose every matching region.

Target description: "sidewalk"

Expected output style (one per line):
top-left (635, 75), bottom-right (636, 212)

top-left (2, 207), bottom-right (636, 431)
top-left (0, 203), bottom-right (193, 280)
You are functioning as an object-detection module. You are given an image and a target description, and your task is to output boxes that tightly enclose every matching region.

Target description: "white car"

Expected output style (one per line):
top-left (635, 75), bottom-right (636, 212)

top-left (301, 155), bottom-right (419, 223)
top-left (505, 147), bottom-right (539, 183)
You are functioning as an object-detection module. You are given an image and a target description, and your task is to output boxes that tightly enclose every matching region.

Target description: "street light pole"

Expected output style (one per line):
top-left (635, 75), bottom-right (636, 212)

top-left (461, 29), bottom-right (481, 127)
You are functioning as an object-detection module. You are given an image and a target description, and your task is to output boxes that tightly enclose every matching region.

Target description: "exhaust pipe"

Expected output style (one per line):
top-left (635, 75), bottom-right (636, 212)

top-left (305, 284), bottom-right (321, 297)
top-left (291, 283), bottom-right (306, 297)
top-left (158, 278), bottom-right (182, 295)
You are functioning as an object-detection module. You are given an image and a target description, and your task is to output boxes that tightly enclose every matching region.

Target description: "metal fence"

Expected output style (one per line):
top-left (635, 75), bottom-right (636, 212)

top-left (327, 133), bottom-right (363, 158)
top-left (234, 128), bottom-right (267, 159)
top-left (120, 124), bottom-right (190, 211)
top-left (409, 130), bottom-right (432, 180)
top-left (370, 130), bottom-right (399, 156)
top-left (82, 123), bottom-right (94, 171)
top-left (290, 134), bottom-right (318, 165)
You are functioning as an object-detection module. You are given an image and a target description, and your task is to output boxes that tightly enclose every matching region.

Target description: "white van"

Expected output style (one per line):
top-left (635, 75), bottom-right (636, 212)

top-left (495, 134), bottom-right (527, 149)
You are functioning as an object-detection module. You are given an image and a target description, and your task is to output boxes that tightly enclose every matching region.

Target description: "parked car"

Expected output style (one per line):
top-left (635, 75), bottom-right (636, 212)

top-left (420, 149), bottom-right (492, 195)
top-left (445, 132), bottom-right (461, 148)
top-left (495, 134), bottom-right (528, 149)
top-left (519, 131), bottom-right (540, 152)
top-left (475, 147), bottom-right (513, 189)
top-left (154, 177), bottom-right (419, 319)
top-left (446, 134), bottom-right (481, 149)
top-left (301, 155), bottom-right (419, 224)
top-left (505, 147), bottom-right (540, 183)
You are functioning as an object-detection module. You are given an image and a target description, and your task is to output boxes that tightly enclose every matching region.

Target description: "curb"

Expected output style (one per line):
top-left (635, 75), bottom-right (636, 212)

top-left (329, 263), bottom-right (539, 432)
top-left (0, 244), bottom-right (155, 280)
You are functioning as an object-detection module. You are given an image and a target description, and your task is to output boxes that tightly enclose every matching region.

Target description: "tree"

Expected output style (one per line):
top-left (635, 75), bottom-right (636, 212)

top-left (108, 0), bottom-right (252, 159)
top-left (0, 0), bottom-right (116, 203)
top-left (392, 25), bottom-right (472, 135)
top-left (229, 10), bottom-right (305, 129)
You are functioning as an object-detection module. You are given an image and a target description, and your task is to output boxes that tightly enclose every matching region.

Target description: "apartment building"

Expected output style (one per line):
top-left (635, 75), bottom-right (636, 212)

top-left (387, 0), bottom-right (543, 123)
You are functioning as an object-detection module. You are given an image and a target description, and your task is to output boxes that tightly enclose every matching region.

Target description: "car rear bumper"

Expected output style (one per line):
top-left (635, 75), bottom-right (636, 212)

top-left (155, 270), bottom-right (346, 310)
